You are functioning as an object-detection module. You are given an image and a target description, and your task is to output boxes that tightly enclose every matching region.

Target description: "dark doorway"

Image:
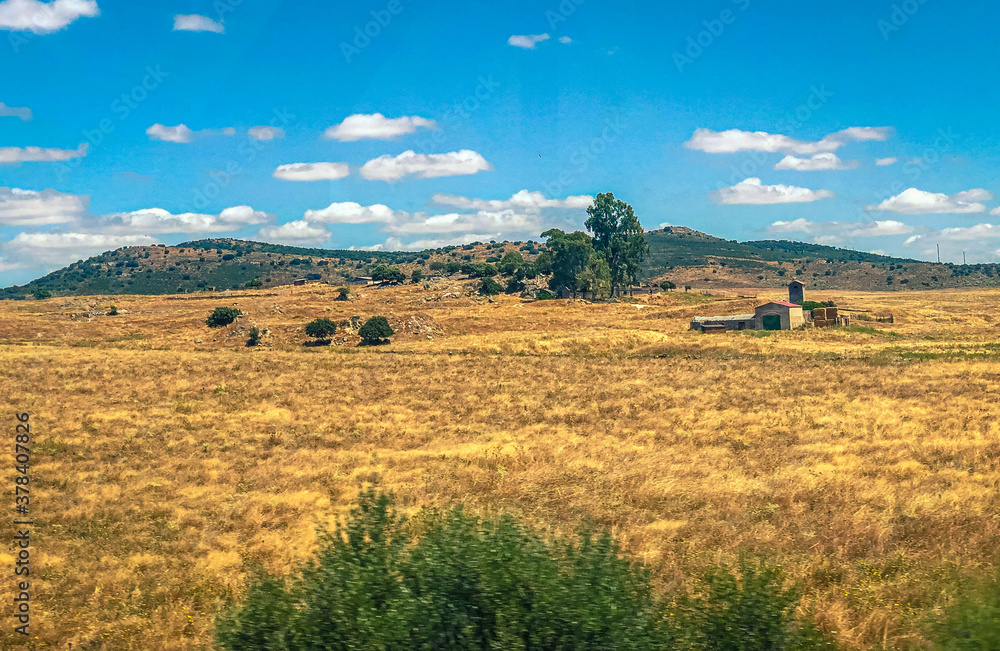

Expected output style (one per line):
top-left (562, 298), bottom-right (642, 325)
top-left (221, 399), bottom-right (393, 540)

top-left (762, 314), bottom-right (782, 330)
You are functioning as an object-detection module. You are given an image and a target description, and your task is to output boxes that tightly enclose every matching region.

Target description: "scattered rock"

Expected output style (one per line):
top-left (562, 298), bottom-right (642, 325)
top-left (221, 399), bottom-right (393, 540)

top-left (195, 338), bottom-right (202, 343)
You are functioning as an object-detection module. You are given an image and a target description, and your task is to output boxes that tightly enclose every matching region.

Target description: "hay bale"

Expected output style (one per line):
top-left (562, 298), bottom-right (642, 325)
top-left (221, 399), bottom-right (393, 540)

top-left (813, 319), bottom-right (828, 327)
top-left (826, 307), bottom-right (838, 319)
top-left (812, 308), bottom-right (827, 319)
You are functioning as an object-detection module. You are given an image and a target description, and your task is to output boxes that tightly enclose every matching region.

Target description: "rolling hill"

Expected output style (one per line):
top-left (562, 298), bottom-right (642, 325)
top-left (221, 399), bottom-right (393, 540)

top-left (3, 227), bottom-right (1000, 298)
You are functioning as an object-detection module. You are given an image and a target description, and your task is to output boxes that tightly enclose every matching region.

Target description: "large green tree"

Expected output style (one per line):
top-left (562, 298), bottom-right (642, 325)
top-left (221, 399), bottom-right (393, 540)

top-left (540, 229), bottom-right (597, 293)
top-left (584, 192), bottom-right (648, 296)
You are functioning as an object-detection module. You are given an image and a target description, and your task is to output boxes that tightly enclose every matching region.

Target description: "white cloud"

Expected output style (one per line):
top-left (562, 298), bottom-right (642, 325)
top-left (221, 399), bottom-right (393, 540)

top-left (937, 223), bottom-right (1000, 241)
top-left (4, 232), bottom-right (156, 266)
top-left (773, 153), bottom-right (859, 171)
top-left (323, 113), bottom-right (436, 142)
top-left (173, 14), bottom-right (223, 33)
top-left (768, 218), bottom-right (913, 240)
top-left (867, 187), bottom-right (991, 214)
top-left (711, 177), bottom-right (834, 205)
top-left (990, 207), bottom-right (1000, 216)
top-left (875, 157), bottom-right (898, 166)
top-left (559, 36), bottom-right (572, 44)
top-left (508, 33), bottom-right (550, 49)
top-left (430, 189), bottom-right (593, 212)
top-left (273, 162), bottom-right (349, 182)
top-left (248, 126), bottom-right (284, 141)
top-left (685, 126), bottom-right (892, 155)
top-left (146, 123), bottom-right (193, 143)
top-left (0, 187), bottom-right (87, 226)
top-left (0, 102), bottom-right (31, 120)
top-left (304, 202), bottom-right (395, 224)
top-left (365, 233), bottom-right (503, 252)
top-left (0, 0), bottom-right (99, 34)
top-left (256, 220), bottom-right (330, 244)
top-left (360, 150), bottom-right (492, 182)
top-left (97, 205), bottom-right (272, 234)
top-left (145, 123), bottom-right (236, 143)
top-left (0, 142), bottom-right (87, 164)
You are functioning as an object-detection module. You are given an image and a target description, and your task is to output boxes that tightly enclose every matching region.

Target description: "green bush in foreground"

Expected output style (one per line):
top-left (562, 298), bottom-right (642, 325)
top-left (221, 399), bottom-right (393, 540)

top-left (927, 567), bottom-right (1000, 650)
top-left (216, 491), bottom-right (834, 651)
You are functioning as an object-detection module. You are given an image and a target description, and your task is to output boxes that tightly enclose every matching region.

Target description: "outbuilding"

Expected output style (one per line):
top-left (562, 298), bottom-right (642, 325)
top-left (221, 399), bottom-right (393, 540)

top-left (690, 313), bottom-right (756, 332)
top-left (754, 301), bottom-right (805, 330)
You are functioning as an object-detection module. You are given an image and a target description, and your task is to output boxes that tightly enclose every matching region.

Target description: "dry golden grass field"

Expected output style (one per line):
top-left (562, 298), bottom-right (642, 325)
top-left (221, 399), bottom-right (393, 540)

top-left (1, 282), bottom-right (998, 649)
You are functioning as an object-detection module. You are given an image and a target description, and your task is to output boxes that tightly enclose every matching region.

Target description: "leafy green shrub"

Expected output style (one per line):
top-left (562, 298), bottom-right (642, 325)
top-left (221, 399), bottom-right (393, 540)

top-left (536, 289), bottom-right (555, 300)
top-left (33, 289), bottom-right (52, 300)
top-left (927, 567), bottom-right (1000, 650)
top-left (304, 318), bottom-right (337, 344)
top-left (479, 277), bottom-right (502, 296)
top-left (108, 305), bottom-right (118, 316)
top-left (206, 307), bottom-right (240, 328)
top-left (216, 492), bottom-right (833, 651)
top-left (247, 327), bottom-right (262, 347)
top-left (499, 251), bottom-right (524, 275)
top-left (248, 278), bottom-right (263, 288)
top-left (445, 261), bottom-right (462, 274)
top-left (411, 269), bottom-right (424, 283)
top-left (428, 261), bottom-right (446, 271)
top-left (660, 280), bottom-right (676, 290)
top-left (799, 300), bottom-right (836, 311)
top-left (335, 287), bottom-right (350, 301)
top-left (358, 316), bottom-right (394, 345)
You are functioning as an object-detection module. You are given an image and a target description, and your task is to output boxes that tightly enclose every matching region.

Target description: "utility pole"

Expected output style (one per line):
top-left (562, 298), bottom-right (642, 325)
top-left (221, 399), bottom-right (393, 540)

top-left (964, 251), bottom-right (967, 265)
top-left (937, 244), bottom-right (941, 264)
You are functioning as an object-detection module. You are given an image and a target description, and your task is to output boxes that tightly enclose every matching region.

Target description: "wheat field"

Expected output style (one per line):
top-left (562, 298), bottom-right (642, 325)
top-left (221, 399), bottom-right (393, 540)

top-left (0, 282), bottom-right (998, 649)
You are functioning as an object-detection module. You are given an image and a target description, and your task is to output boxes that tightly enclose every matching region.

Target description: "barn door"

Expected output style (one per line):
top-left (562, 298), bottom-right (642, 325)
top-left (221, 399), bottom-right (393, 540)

top-left (762, 314), bottom-right (781, 330)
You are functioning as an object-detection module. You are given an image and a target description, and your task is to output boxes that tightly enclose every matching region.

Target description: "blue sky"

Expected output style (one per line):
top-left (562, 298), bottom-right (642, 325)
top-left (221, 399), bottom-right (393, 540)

top-left (2, 0), bottom-right (1000, 286)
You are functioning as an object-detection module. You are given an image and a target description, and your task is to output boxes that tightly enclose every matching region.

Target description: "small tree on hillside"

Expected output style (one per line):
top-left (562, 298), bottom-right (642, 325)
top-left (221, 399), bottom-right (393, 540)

top-left (660, 280), bottom-right (676, 291)
top-left (207, 307), bottom-right (240, 328)
top-left (585, 193), bottom-right (648, 296)
top-left (33, 289), bottom-right (52, 300)
top-left (335, 287), bottom-right (350, 301)
top-left (358, 316), bottom-right (394, 345)
top-left (305, 318), bottom-right (337, 345)
top-left (479, 277), bottom-right (502, 296)
top-left (371, 264), bottom-right (405, 284)
top-left (411, 269), bottom-right (424, 284)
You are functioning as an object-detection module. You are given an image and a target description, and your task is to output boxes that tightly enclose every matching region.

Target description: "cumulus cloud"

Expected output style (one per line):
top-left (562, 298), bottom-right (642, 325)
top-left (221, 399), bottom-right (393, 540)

top-left (323, 113), bottom-right (436, 142)
top-left (248, 126), bottom-right (284, 141)
top-left (711, 177), bottom-right (834, 205)
top-left (0, 187), bottom-right (87, 226)
top-left (773, 153), bottom-right (859, 171)
top-left (430, 189), bottom-right (593, 212)
top-left (360, 150), bottom-right (492, 182)
top-left (145, 123), bottom-right (236, 143)
top-left (0, 142), bottom-right (87, 164)
top-left (3, 232), bottom-right (156, 266)
top-left (508, 33), bottom-right (550, 49)
top-left (272, 162), bottom-right (349, 182)
top-left (0, 0), bottom-right (99, 34)
top-left (685, 126), bottom-right (891, 155)
top-left (96, 205), bottom-right (271, 235)
top-left (361, 233), bottom-right (503, 252)
top-left (867, 188), bottom-right (991, 214)
top-left (256, 220), bottom-right (330, 244)
top-left (173, 14), bottom-right (223, 33)
top-left (875, 157), bottom-right (898, 166)
top-left (0, 102), bottom-right (31, 120)
top-left (304, 202), bottom-right (395, 224)
top-left (767, 218), bottom-right (913, 244)
top-left (558, 36), bottom-right (572, 44)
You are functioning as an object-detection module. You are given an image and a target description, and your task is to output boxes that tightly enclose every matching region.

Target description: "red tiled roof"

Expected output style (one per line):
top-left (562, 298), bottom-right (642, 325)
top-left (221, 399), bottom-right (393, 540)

top-left (772, 301), bottom-right (800, 307)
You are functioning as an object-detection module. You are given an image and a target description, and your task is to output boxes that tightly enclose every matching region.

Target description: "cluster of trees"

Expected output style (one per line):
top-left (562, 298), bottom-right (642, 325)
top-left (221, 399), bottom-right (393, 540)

top-left (305, 316), bottom-right (395, 346)
top-left (540, 192), bottom-right (648, 298)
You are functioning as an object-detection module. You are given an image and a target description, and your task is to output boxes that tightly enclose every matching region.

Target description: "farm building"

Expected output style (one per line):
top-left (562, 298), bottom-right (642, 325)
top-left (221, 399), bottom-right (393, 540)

top-left (293, 278), bottom-right (307, 286)
top-left (788, 280), bottom-right (804, 304)
top-left (690, 313), bottom-right (757, 332)
top-left (690, 301), bottom-right (805, 332)
top-left (348, 276), bottom-right (375, 286)
top-left (754, 301), bottom-right (805, 330)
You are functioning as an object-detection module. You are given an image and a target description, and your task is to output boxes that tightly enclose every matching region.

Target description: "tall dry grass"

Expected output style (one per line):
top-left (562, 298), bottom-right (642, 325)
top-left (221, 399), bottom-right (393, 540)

top-left (0, 284), bottom-right (998, 648)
